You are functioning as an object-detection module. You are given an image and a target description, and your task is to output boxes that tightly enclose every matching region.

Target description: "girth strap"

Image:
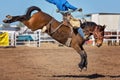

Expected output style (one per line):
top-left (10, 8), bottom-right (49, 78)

top-left (45, 18), bottom-right (73, 46)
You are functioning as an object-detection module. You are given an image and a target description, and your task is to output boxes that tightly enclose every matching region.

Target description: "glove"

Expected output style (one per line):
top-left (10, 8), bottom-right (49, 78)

top-left (77, 8), bottom-right (82, 12)
top-left (56, 9), bottom-right (60, 13)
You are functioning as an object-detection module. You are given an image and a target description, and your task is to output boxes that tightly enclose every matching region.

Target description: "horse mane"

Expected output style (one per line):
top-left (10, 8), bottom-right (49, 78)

top-left (25, 6), bottom-right (41, 19)
top-left (81, 21), bottom-right (97, 29)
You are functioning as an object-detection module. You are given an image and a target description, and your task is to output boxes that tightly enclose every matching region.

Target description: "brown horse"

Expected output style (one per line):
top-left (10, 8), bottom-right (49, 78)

top-left (3, 6), bottom-right (105, 71)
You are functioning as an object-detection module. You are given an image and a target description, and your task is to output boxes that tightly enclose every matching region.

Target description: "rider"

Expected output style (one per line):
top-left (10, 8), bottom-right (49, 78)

top-left (45, 0), bottom-right (85, 39)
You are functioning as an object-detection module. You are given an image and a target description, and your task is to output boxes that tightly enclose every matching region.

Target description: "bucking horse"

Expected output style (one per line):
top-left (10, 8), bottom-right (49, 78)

top-left (3, 6), bottom-right (106, 71)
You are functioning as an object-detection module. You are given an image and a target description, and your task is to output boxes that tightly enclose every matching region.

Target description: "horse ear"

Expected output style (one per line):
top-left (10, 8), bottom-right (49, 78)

top-left (103, 25), bottom-right (106, 29)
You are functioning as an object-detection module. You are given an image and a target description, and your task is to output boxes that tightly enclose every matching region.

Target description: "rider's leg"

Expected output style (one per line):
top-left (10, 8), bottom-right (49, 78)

top-left (78, 27), bottom-right (85, 39)
top-left (78, 28), bottom-right (90, 40)
top-left (62, 13), bottom-right (71, 26)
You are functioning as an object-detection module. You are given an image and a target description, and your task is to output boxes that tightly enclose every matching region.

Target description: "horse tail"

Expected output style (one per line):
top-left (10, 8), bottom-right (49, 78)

top-left (25, 6), bottom-right (41, 19)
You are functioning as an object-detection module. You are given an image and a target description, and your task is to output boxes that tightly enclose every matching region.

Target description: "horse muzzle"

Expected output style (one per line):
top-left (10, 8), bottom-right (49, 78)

top-left (96, 43), bottom-right (102, 47)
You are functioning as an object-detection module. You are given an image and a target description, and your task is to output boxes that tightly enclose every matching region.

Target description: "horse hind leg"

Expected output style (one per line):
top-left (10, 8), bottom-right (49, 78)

top-left (3, 15), bottom-right (27, 23)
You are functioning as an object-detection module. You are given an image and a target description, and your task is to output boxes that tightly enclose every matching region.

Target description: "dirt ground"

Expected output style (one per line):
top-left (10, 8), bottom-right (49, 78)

top-left (0, 43), bottom-right (120, 80)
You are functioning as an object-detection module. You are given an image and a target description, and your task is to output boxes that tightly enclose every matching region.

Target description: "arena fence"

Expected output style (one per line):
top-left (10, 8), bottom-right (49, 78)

top-left (8, 30), bottom-right (56, 47)
top-left (104, 30), bottom-right (120, 46)
top-left (1, 30), bottom-right (120, 47)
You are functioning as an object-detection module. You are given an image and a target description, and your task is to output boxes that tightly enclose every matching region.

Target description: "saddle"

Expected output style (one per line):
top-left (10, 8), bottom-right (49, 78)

top-left (62, 14), bottom-right (82, 47)
top-left (63, 13), bottom-right (81, 28)
top-left (69, 17), bottom-right (81, 28)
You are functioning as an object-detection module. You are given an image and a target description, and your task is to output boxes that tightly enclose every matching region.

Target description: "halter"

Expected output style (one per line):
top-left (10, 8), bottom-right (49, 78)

top-left (93, 26), bottom-right (104, 39)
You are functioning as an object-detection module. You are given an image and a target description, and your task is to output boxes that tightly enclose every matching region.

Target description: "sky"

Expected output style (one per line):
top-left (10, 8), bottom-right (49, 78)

top-left (0, 0), bottom-right (120, 24)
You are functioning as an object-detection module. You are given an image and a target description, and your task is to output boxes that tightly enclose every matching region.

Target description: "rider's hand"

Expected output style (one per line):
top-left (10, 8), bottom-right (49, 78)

top-left (77, 8), bottom-right (82, 12)
top-left (56, 9), bottom-right (59, 13)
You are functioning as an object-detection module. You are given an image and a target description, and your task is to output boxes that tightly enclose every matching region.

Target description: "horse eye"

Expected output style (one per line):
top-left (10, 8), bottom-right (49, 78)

top-left (101, 32), bottom-right (104, 36)
top-left (94, 35), bottom-right (98, 38)
top-left (95, 37), bottom-right (98, 39)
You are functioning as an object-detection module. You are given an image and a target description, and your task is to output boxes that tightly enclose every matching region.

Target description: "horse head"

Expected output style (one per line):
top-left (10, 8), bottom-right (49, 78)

top-left (3, 6), bottom-right (53, 31)
top-left (93, 25), bottom-right (106, 47)
top-left (81, 22), bottom-right (106, 47)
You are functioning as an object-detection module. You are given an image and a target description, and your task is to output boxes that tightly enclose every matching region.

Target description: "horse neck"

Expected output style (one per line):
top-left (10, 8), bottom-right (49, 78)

top-left (84, 26), bottom-right (96, 34)
top-left (81, 21), bottom-right (97, 33)
top-left (91, 26), bottom-right (96, 32)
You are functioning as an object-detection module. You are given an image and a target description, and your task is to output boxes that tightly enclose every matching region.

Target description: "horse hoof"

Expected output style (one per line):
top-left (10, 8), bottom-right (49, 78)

top-left (84, 67), bottom-right (87, 71)
top-left (78, 63), bottom-right (84, 70)
top-left (78, 63), bottom-right (87, 71)
top-left (3, 19), bottom-right (7, 23)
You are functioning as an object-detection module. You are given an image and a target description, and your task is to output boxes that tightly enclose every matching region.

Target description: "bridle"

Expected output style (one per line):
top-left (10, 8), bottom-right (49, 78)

top-left (93, 26), bottom-right (104, 40)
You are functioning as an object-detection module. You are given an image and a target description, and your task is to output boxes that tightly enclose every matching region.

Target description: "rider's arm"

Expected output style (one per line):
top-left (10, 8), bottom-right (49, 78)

top-left (64, 1), bottom-right (77, 11)
top-left (46, 0), bottom-right (55, 4)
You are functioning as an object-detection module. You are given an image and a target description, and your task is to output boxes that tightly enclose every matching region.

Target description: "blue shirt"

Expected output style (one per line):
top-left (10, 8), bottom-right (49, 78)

top-left (46, 0), bottom-right (77, 11)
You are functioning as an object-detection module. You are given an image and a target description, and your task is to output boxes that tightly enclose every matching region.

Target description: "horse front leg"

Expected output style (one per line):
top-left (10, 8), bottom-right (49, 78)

top-left (73, 45), bottom-right (88, 71)
top-left (78, 50), bottom-right (87, 71)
